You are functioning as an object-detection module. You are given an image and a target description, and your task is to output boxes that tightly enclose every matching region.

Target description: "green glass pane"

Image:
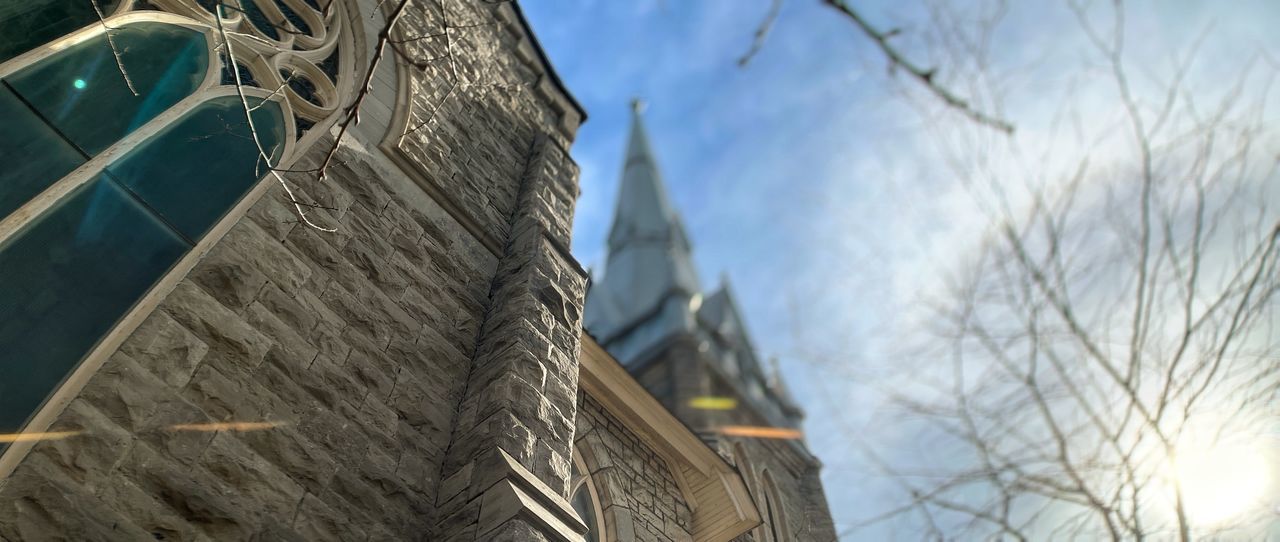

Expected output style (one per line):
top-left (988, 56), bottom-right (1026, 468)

top-left (0, 0), bottom-right (122, 63)
top-left (0, 176), bottom-right (188, 436)
top-left (6, 22), bottom-right (208, 156)
top-left (0, 86), bottom-right (86, 220)
top-left (106, 95), bottom-right (285, 240)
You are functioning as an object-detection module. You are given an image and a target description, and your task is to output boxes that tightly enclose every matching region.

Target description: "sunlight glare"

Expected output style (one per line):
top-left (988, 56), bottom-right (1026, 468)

top-left (1173, 439), bottom-right (1270, 527)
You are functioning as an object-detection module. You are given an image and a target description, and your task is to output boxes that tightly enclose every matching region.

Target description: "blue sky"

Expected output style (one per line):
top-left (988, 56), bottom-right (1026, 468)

top-left (521, 1), bottom-right (1280, 538)
top-left (520, 1), bottom-right (943, 536)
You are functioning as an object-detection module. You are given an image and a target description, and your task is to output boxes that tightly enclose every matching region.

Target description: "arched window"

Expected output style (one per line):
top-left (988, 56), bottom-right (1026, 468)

top-left (734, 443), bottom-right (771, 541)
top-left (762, 470), bottom-right (790, 542)
top-left (0, 1), bottom-right (349, 444)
top-left (570, 451), bottom-right (605, 542)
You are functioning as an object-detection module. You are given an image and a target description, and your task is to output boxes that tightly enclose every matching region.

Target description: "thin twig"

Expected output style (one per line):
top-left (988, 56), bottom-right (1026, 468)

top-left (313, 0), bottom-right (414, 182)
top-left (738, 0), bottom-right (782, 67)
top-left (90, 0), bottom-right (139, 96)
top-left (822, 0), bottom-right (1014, 134)
top-left (215, 1), bottom-right (336, 232)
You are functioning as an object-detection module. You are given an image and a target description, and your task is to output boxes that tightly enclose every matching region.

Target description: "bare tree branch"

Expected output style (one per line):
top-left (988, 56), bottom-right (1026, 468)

top-left (91, 0), bottom-right (139, 96)
top-left (822, 0), bottom-right (1014, 134)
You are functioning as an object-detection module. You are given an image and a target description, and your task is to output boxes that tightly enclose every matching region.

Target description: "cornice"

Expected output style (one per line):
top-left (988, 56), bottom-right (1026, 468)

top-left (494, 2), bottom-right (587, 140)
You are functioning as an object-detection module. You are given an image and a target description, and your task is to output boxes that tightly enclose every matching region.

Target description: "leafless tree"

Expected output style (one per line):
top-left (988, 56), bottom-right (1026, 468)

top-left (837, 1), bottom-right (1280, 540)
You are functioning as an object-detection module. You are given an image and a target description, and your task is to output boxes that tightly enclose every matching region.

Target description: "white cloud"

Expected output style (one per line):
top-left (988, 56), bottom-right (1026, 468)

top-left (524, 0), bottom-right (1280, 538)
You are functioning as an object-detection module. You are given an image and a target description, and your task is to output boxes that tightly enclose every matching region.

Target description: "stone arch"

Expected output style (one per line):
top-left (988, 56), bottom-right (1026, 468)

top-left (349, 0), bottom-right (398, 144)
top-left (762, 469), bottom-right (790, 542)
top-left (733, 441), bottom-right (772, 541)
top-left (574, 432), bottom-right (625, 542)
top-left (733, 441), bottom-right (759, 491)
top-left (571, 447), bottom-right (607, 542)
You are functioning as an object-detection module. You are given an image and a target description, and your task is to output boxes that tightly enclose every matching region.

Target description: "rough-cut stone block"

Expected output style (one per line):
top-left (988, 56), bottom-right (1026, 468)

top-left (117, 442), bottom-right (260, 540)
top-left (81, 352), bottom-right (215, 464)
top-left (189, 236), bottom-right (270, 312)
top-left (245, 187), bottom-right (300, 242)
top-left (388, 371), bottom-right (452, 442)
top-left (120, 309), bottom-right (210, 389)
top-left (95, 476), bottom-right (205, 542)
top-left (253, 282), bottom-right (318, 336)
top-left (236, 422), bottom-right (337, 496)
top-left (285, 225), bottom-right (368, 295)
top-left (245, 300), bottom-right (320, 363)
top-left (200, 433), bottom-right (306, 522)
top-left (0, 454), bottom-right (152, 541)
top-left (292, 492), bottom-right (366, 542)
top-left (29, 399), bottom-right (131, 486)
top-left (163, 282), bottom-right (272, 368)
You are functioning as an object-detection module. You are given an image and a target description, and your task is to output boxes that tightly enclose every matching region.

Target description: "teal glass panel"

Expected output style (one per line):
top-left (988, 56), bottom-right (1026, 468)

top-left (6, 22), bottom-right (208, 156)
top-left (0, 176), bottom-right (187, 436)
top-left (0, 86), bottom-right (86, 220)
top-left (0, 0), bottom-right (122, 63)
top-left (106, 95), bottom-right (285, 240)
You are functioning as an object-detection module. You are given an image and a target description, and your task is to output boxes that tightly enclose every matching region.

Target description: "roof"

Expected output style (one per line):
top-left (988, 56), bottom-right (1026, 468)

top-left (578, 335), bottom-right (761, 541)
top-left (505, 2), bottom-right (588, 122)
top-left (584, 104), bottom-right (701, 360)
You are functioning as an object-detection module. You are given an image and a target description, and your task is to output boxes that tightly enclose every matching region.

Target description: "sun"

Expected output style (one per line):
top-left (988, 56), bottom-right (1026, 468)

top-left (1171, 438), bottom-right (1272, 527)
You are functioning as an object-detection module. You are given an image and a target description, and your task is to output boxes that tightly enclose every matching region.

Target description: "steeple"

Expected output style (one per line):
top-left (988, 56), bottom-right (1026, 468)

top-left (584, 101), bottom-right (701, 360)
top-left (584, 100), bottom-right (808, 432)
top-left (605, 100), bottom-right (697, 275)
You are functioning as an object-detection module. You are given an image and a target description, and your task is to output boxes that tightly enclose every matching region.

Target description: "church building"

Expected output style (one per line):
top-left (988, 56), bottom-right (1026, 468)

top-left (0, 1), bottom-right (833, 540)
top-left (585, 102), bottom-right (838, 541)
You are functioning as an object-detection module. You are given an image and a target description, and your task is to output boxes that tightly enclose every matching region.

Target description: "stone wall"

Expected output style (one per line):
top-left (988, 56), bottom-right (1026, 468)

top-left (575, 394), bottom-right (693, 542)
top-left (725, 436), bottom-right (837, 542)
top-left (634, 339), bottom-right (837, 542)
top-left (0, 133), bottom-right (492, 539)
top-left (0, 0), bottom-right (588, 540)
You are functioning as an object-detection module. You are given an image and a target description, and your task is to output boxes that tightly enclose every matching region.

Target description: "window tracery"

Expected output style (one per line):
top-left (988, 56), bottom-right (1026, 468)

top-left (0, 0), bottom-right (352, 443)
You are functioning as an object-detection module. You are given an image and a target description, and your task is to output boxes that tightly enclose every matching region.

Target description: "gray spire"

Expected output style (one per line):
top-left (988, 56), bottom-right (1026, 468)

top-left (607, 102), bottom-right (692, 261)
top-left (584, 102), bottom-right (702, 361)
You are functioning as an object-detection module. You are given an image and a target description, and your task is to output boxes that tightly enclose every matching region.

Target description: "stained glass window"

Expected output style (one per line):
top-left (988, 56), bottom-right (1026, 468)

top-left (570, 457), bottom-right (602, 542)
top-left (0, 0), bottom-right (123, 63)
top-left (6, 22), bottom-right (209, 156)
top-left (0, 20), bottom-right (286, 442)
top-left (0, 87), bottom-right (86, 219)
top-left (107, 95), bottom-right (284, 240)
top-left (0, 177), bottom-right (188, 434)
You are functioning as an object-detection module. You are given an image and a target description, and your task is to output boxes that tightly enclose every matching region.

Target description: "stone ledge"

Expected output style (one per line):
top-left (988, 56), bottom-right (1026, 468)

top-left (469, 447), bottom-right (588, 542)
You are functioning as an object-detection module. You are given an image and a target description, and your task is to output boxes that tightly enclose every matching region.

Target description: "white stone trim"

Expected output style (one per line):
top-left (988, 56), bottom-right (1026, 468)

top-left (471, 447), bottom-right (589, 542)
top-left (579, 336), bottom-right (763, 541)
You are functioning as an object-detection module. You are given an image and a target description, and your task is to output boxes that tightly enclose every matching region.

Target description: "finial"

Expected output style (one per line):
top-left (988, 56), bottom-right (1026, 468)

top-left (768, 356), bottom-right (783, 387)
top-left (630, 97), bottom-right (647, 114)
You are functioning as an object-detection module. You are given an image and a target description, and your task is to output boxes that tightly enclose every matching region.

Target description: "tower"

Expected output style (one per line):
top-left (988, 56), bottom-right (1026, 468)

top-left (585, 102), bottom-right (837, 541)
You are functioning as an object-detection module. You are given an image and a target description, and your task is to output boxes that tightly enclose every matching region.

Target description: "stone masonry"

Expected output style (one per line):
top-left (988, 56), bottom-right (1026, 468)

top-left (0, 1), bottom-right (592, 540)
top-left (575, 395), bottom-right (694, 542)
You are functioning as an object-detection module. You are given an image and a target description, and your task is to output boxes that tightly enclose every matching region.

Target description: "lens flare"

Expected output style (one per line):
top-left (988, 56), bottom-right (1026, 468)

top-left (690, 396), bottom-right (738, 410)
top-left (0, 430), bottom-right (83, 443)
top-left (1172, 439), bottom-right (1271, 527)
top-left (73, 78), bottom-right (86, 90)
top-left (719, 425), bottom-right (804, 440)
top-left (167, 421), bottom-right (285, 432)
